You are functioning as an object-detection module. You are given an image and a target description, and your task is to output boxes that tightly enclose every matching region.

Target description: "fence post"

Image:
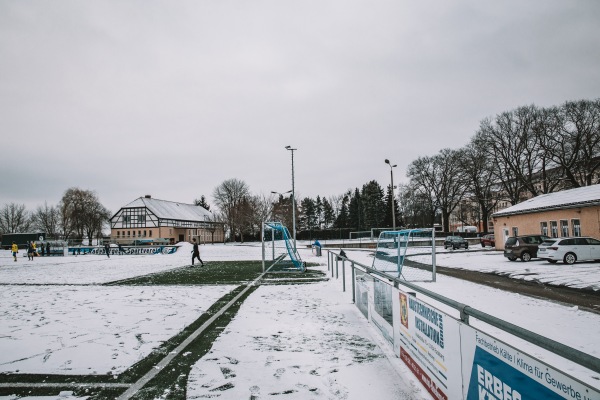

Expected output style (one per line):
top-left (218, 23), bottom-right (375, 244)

top-left (331, 253), bottom-right (335, 277)
top-left (336, 257), bottom-right (339, 279)
top-left (342, 259), bottom-right (346, 292)
top-left (351, 262), bottom-right (355, 303)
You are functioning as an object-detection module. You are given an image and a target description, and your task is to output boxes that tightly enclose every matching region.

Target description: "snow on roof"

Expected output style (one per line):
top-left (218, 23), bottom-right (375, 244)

top-left (122, 196), bottom-right (213, 221)
top-left (492, 184), bottom-right (600, 217)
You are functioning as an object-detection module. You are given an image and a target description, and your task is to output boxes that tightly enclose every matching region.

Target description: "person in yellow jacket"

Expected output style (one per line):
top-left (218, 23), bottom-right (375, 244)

top-left (11, 242), bottom-right (18, 262)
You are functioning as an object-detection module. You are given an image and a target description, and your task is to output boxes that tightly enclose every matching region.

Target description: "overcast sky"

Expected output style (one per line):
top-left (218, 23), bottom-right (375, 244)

top-left (1, 1), bottom-right (599, 214)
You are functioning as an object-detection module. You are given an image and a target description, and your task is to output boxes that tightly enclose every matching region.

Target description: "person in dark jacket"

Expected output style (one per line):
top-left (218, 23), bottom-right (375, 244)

top-left (27, 241), bottom-right (35, 261)
top-left (46, 242), bottom-right (50, 256)
top-left (104, 242), bottom-right (111, 258)
top-left (191, 238), bottom-right (204, 266)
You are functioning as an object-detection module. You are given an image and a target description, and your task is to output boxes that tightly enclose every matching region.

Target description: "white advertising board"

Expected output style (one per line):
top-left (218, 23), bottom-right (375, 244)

top-left (393, 288), bottom-right (463, 400)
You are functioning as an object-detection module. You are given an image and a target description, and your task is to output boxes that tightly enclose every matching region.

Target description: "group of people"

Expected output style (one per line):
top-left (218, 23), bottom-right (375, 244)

top-left (11, 241), bottom-right (52, 261)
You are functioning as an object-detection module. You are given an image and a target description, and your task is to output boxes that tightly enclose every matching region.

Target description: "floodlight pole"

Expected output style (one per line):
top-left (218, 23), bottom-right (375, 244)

top-left (286, 146), bottom-right (297, 251)
top-left (385, 159), bottom-right (397, 230)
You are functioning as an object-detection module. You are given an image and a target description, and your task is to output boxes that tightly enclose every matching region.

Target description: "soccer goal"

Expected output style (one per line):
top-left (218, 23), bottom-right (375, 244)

top-left (371, 228), bottom-right (436, 282)
top-left (261, 221), bottom-right (305, 273)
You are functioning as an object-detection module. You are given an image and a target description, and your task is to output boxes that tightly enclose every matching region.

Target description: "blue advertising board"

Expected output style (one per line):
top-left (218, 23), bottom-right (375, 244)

top-left (461, 328), bottom-right (599, 400)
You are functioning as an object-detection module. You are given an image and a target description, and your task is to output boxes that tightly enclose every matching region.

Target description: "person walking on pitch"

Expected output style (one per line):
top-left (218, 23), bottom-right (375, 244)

top-left (191, 238), bottom-right (204, 267)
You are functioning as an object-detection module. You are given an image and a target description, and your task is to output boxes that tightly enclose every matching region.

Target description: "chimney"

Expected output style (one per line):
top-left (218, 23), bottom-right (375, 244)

top-left (145, 195), bottom-right (151, 199)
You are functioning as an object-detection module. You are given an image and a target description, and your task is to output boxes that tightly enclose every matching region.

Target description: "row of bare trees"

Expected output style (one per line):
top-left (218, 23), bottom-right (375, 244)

top-left (0, 188), bottom-right (110, 244)
top-left (207, 99), bottom-right (599, 239)
top-left (404, 99), bottom-right (600, 231)
top-left (3, 100), bottom-right (596, 242)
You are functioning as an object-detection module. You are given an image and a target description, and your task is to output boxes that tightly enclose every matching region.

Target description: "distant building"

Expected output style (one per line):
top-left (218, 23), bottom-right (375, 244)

top-left (109, 195), bottom-right (224, 245)
top-left (492, 184), bottom-right (600, 249)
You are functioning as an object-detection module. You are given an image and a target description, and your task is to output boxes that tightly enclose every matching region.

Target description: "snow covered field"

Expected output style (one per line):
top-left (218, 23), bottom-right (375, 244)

top-left (0, 242), bottom-right (599, 399)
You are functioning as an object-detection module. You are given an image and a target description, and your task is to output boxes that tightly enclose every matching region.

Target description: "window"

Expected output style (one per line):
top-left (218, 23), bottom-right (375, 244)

top-left (560, 220), bottom-right (569, 237)
top-left (550, 221), bottom-right (558, 238)
top-left (540, 222), bottom-right (548, 236)
top-left (127, 231), bottom-right (131, 237)
top-left (571, 219), bottom-right (581, 237)
top-left (149, 230), bottom-right (152, 237)
top-left (512, 227), bottom-right (518, 237)
top-left (139, 215), bottom-right (146, 224)
top-left (143, 230), bottom-right (147, 237)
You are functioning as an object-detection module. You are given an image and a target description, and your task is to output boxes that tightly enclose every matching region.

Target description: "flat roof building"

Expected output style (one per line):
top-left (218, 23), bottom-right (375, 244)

top-left (492, 184), bottom-right (600, 249)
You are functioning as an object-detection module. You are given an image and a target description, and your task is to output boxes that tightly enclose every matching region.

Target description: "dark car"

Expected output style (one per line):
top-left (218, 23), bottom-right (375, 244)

top-left (503, 234), bottom-right (550, 262)
top-left (444, 236), bottom-right (469, 250)
top-left (480, 234), bottom-right (495, 248)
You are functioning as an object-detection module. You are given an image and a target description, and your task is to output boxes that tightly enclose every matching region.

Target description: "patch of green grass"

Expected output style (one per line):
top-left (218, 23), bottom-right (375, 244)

top-left (106, 261), bottom-right (265, 285)
top-left (105, 261), bottom-right (326, 286)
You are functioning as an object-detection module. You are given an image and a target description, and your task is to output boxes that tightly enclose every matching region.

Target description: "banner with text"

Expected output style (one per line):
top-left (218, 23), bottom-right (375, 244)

top-left (460, 326), bottom-right (599, 400)
top-left (393, 289), bottom-right (463, 400)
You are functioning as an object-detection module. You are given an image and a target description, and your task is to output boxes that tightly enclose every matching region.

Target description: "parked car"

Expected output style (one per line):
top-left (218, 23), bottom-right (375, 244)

top-left (444, 236), bottom-right (469, 250)
top-left (503, 234), bottom-right (549, 262)
top-left (480, 234), bottom-right (495, 248)
top-left (538, 237), bottom-right (600, 265)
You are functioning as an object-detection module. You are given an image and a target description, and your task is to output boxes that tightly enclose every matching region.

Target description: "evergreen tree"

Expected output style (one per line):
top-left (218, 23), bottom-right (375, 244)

top-left (383, 184), bottom-right (399, 228)
top-left (361, 180), bottom-right (386, 229)
top-left (194, 195), bottom-right (211, 211)
top-left (334, 194), bottom-right (349, 228)
top-left (299, 197), bottom-right (316, 230)
top-left (348, 189), bottom-right (362, 229)
top-left (315, 196), bottom-right (323, 229)
top-left (322, 198), bottom-right (335, 228)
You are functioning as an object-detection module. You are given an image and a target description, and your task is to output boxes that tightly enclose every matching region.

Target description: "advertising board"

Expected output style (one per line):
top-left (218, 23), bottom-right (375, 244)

top-left (393, 288), bottom-right (463, 400)
top-left (460, 327), bottom-right (599, 400)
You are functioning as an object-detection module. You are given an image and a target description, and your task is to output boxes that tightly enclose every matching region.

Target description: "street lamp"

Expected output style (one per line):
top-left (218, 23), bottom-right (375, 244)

top-left (285, 145), bottom-right (297, 250)
top-left (270, 190), bottom-right (292, 196)
top-left (385, 159), bottom-right (397, 230)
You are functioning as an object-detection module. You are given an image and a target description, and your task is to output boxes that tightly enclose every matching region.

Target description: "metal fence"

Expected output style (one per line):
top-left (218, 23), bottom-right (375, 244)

top-left (326, 249), bottom-right (600, 399)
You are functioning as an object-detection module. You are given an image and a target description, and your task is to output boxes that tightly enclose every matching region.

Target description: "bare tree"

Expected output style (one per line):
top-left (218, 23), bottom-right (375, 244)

top-left (272, 193), bottom-right (294, 231)
top-left (59, 188), bottom-right (110, 244)
top-left (0, 203), bottom-right (31, 233)
top-left (31, 202), bottom-right (61, 239)
top-left (212, 178), bottom-right (250, 242)
top-left (238, 194), bottom-right (272, 242)
top-left (462, 133), bottom-right (501, 232)
top-left (407, 149), bottom-right (468, 232)
top-left (540, 99), bottom-right (600, 188)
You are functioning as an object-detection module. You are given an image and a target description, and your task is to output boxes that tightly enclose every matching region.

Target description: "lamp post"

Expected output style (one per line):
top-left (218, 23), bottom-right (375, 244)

top-left (285, 146), bottom-right (297, 250)
top-left (385, 159), bottom-right (397, 230)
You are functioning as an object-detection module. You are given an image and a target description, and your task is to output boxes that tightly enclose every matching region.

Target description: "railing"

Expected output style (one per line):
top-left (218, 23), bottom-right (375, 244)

top-left (325, 249), bottom-right (600, 398)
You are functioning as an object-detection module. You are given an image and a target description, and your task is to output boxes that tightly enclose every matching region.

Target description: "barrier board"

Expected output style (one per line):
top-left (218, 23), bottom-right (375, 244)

top-left (460, 327), bottom-right (599, 400)
top-left (393, 288), bottom-right (463, 400)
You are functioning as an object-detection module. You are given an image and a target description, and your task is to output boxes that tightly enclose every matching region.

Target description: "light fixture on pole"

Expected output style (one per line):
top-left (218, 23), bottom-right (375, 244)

top-left (285, 145), bottom-right (297, 250)
top-left (385, 159), bottom-right (397, 230)
top-left (270, 190), bottom-right (292, 196)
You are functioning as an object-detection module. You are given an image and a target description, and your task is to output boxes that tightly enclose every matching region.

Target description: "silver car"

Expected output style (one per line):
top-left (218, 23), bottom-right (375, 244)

top-left (538, 237), bottom-right (600, 265)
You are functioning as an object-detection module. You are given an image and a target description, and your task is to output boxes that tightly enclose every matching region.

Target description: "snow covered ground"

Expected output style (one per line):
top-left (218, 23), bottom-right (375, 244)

top-left (0, 242), bottom-right (599, 399)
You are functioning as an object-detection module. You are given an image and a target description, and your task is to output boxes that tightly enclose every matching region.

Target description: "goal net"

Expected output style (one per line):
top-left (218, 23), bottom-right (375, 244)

top-left (261, 221), bottom-right (305, 272)
top-left (372, 228), bottom-right (436, 282)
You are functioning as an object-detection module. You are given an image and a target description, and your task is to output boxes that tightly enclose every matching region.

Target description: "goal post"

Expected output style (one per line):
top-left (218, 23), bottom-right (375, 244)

top-left (371, 228), bottom-right (436, 282)
top-left (261, 221), bottom-right (305, 273)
